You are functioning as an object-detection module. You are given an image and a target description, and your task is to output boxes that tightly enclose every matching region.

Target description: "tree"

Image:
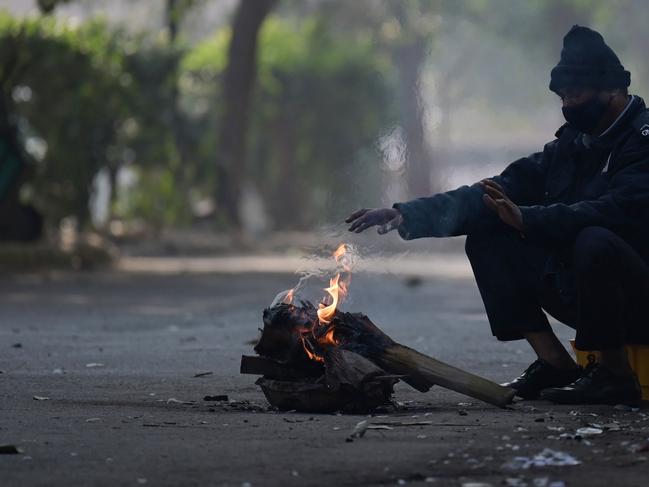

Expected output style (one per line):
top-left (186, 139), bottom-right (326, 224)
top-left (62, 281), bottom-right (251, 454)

top-left (183, 17), bottom-right (396, 229)
top-left (36, 0), bottom-right (73, 15)
top-left (298, 0), bottom-right (441, 198)
top-left (215, 0), bottom-right (277, 229)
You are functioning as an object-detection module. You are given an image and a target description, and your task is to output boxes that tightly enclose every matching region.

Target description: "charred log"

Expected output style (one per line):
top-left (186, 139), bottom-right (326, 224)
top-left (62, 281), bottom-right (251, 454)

top-left (248, 303), bottom-right (515, 408)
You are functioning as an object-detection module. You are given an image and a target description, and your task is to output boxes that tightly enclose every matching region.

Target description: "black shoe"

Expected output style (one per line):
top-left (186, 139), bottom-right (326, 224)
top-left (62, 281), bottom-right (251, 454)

top-left (540, 362), bottom-right (642, 406)
top-left (502, 359), bottom-right (582, 400)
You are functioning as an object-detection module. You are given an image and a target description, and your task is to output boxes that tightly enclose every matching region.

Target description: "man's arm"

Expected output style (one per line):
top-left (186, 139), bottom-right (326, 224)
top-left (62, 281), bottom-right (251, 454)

top-left (391, 141), bottom-right (555, 240)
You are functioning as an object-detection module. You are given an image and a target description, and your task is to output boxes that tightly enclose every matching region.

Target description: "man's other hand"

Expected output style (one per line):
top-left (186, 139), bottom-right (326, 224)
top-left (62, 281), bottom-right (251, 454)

top-left (345, 208), bottom-right (403, 234)
top-left (480, 179), bottom-right (523, 232)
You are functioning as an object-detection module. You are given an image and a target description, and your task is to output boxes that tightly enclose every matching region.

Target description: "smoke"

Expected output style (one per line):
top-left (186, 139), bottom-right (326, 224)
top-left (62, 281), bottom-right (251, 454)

top-left (269, 241), bottom-right (362, 308)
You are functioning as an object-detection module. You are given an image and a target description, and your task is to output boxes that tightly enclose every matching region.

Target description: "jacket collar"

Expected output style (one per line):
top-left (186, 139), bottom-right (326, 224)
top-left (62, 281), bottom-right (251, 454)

top-left (581, 95), bottom-right (645, 149)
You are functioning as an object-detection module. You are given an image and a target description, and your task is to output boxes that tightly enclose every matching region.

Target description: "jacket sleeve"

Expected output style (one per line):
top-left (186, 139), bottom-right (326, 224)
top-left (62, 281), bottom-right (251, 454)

top-left (392, 140), bottom-right (556, 240)
top-left (520, 155), bottom-right (649, 247)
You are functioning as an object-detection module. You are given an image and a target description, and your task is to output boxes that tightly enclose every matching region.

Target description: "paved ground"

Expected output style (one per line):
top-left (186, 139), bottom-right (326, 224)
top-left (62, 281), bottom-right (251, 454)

top-left (1, 256), bottom-right (648, 486)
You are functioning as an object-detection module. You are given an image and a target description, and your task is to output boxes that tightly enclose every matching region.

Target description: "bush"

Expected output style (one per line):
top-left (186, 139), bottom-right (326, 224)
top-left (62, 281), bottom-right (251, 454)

top-left (182, 17), bottom-right (397, 229)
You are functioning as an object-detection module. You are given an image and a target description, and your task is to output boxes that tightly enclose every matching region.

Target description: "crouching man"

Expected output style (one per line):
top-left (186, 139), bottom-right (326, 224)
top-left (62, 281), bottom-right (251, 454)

top-left (346, 26), bottom-right (649, 406)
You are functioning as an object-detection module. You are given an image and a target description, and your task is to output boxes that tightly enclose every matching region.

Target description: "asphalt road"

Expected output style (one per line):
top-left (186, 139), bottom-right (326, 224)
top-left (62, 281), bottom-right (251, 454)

top-left (1, 260), bottom-right (648, 486)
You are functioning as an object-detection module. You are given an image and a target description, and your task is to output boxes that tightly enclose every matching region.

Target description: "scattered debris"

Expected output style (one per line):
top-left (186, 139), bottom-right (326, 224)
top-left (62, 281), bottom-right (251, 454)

top-left (166, 398), bottom-right (193, 405)
top-left (371, 421), bottom-right (433, 427)
top-left (614, 404), bottom-right (640, 412)
top-left (633, 444), bottom-right (649, 454)
top-left (85, 363), bottom-right (105, 368)
top-left (503, 449), bottom-right (580, 470)
top-left (204, 395), bottom-right (229, 402)
top-left (371, 420), bottom-right (479, 427)
top-left (32, 395), bottom-right (50, 401)
top-left (575, 427), bottom-right (603, 437)
top-left (0, 445), bottom-right (21, 454)
top-left (590, 422), bottom-right (622, 432)
top-left (193, 371), bottom-right (214, 378)
top-left (403, 276), bottom-right (424, 288)
top-left (348, 420), bottom-right (369, 440)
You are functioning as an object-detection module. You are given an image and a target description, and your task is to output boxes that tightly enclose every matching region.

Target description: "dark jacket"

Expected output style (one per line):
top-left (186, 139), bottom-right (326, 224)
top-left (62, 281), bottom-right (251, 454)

top-left (393, 95), bottom-right (649, 266)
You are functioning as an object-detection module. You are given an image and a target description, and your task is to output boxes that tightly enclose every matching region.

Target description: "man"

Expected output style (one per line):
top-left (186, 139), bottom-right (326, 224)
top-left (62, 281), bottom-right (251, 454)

top-left (346, 25), bottom-right (648, 406)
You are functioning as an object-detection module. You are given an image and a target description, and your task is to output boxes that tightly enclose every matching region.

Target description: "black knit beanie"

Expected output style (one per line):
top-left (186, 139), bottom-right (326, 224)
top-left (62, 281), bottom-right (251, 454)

top-left (549, 25), bottom-right (630, 93)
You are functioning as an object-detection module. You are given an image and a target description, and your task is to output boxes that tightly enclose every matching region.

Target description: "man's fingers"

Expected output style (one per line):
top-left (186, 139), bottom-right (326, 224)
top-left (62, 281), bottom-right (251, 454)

top-left (347, 218), bottom-right (366, 232)
top-left (353, 221), bottom-right (374, 233)
top-left (502, 198), bottom-right (518, 211)
top-left (482, 183), bottom-right (505, 201)
top-left (481, 179), bottom-right (508, 201)
top-left (481, 179), bottom-right (505, 193)
top-left (482, 194), bottom-right (509, 213)
top-left (345, 208), bottom-right (369, 223)
top-left (482, 193), bottom-right (498, 212)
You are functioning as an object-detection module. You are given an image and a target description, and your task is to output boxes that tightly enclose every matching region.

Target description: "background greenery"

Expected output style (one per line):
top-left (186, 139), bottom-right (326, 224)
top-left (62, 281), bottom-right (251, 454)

top-left (1, 0), bottom-right (647, 238)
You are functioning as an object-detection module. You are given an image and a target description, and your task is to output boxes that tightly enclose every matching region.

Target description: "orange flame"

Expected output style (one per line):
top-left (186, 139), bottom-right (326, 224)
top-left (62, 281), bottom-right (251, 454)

top-left (322, 327), bottom-right (338, 346)
top-left (301, 334), bottom-right (324, 362)
top-left (317, 274), bottom-right (341, 324)
top-left (333, 243), bottom-right (347, 263)
top-left (301, 243), bottom-right (350, 361)
top-left (283, 288), bottom-right (295, 305)
top-left (317, 244), bottom-right (352, 324)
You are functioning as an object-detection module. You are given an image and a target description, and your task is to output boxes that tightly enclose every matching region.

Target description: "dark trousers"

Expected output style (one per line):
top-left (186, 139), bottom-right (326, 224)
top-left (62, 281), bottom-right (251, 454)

top-left (465, 226), bottom-right (649, 350)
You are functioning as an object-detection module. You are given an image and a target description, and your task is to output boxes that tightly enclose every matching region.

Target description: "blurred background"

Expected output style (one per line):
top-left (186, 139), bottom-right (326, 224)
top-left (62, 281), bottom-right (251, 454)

top-left (1, 0), bottom-right (648, 269)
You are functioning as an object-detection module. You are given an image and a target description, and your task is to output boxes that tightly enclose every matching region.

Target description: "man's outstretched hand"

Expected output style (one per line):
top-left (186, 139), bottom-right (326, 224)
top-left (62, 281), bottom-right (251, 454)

top-left (480, 179), bottom-right (523, 232)
top-left (346, 208), bottom-right (403, 234)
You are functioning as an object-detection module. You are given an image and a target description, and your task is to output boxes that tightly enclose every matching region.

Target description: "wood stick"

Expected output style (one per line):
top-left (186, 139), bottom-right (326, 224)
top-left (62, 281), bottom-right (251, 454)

top-left (376, 344), bottom-right (515, 408)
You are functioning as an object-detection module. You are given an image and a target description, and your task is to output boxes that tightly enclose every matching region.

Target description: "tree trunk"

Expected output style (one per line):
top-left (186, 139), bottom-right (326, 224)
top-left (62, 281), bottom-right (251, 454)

top-left (215, 0), bottom-right (277, 229)
top-left (394, 38), bottom-right (435, 199)
top-left (268, 108), bottom-right (303, 230)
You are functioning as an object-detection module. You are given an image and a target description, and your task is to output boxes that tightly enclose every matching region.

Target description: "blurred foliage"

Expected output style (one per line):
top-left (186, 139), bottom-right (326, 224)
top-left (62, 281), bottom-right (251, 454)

top-left (183, 17), bottom-right (397, 228)
top-left (0, 12), bottom-right (197, 230)
top-left (0, 10), bottom-right (397, 232)
top-left (0, 13), bottom-right (133, 226)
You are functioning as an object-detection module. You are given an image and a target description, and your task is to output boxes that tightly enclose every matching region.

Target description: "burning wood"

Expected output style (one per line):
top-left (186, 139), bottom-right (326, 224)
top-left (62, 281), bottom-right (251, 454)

top-left (241, 244), bottom-right (515, 413)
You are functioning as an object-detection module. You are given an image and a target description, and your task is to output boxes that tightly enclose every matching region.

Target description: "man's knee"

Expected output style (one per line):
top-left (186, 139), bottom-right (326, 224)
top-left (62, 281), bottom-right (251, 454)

top-left (465, 230), bottom-right (516, 262)
top-left (572, 226), bottom-right (616, 272)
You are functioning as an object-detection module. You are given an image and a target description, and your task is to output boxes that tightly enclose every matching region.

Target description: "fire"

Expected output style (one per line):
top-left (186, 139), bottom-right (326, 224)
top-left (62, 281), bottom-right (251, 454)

top-left (300, 243), bottom-right (352, 362)
top-left (317, 244), bottom-right (351, 325)
top-left (283, 288), bottom-right (295, 304)
top-left (301, 334), bottom-right (324, 362)
top-left (317, 274), bottom-right (342, 324)
top-left (333, 243), bottom-right (347, 263)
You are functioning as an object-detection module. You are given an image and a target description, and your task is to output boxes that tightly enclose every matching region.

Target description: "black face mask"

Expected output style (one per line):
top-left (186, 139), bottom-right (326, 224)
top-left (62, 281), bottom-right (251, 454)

top-left (562, 94), bottom-right (613, 134)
